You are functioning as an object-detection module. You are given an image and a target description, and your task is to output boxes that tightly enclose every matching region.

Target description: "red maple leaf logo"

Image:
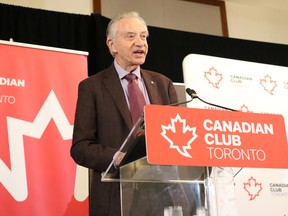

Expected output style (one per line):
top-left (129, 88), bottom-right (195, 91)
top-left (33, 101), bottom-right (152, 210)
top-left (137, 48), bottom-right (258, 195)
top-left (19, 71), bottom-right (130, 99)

top-left (240, 104), bottom-right (253, 113)
top-left (204, 67), bottom-right (223, 88)
top-left (260, 74), bottom-right (277, 95)
top-left (243, 176), bottom-right (263, 200)
top-left (161, 114), bottom-right (198, 158)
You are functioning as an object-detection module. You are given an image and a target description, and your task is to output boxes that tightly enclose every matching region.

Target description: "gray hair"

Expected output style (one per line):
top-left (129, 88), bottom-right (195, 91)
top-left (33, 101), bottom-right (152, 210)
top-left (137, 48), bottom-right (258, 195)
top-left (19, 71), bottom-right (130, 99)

top-left (106, 11), bottom-right (148, 42)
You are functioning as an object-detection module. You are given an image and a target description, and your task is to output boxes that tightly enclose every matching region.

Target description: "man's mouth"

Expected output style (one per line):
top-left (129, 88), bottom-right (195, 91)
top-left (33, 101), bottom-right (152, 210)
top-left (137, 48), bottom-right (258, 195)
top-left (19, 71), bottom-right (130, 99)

top-left (133, 50), bottom-right (145, 55)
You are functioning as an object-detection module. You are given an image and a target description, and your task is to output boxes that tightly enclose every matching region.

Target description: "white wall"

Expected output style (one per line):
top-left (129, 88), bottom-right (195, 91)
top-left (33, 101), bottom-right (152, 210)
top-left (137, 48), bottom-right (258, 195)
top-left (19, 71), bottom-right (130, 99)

top-left (100, 0), bottom-right (288, 45)
top-left (0, 0), bottom-right (93, 15)
top-left (225, 0), bottom-right (288, 45)
top-left (101, 0), bottom-right (224, 36)
top-left (0, 0), bottom-right (288, 45)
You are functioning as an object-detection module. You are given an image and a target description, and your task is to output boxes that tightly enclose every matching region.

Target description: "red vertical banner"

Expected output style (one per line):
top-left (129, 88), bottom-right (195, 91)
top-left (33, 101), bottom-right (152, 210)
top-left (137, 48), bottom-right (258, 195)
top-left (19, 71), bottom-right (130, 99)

top-left (0, 41), bottom-right (88, 215)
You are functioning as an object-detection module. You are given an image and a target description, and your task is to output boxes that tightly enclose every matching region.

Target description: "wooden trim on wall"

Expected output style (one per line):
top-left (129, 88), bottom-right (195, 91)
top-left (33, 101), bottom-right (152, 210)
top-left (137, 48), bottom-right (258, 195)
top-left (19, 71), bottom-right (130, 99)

top-left (93, 0), bottom-right (101, 14)
top-left (217, 0), bottom-right (229, 37)
top-left (181, 0), bottom-right (229, 36)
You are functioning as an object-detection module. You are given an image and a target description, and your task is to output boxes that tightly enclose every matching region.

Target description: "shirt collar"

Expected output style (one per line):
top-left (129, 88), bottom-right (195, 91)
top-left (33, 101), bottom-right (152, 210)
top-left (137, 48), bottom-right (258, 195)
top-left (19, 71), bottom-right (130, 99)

top-left (114, 60), bottom-right (141, 80)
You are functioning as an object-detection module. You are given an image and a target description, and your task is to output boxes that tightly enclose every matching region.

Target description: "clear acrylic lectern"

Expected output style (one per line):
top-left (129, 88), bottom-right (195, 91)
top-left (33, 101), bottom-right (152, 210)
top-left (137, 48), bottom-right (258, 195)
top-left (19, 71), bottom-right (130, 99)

top-left (101, 114), bottom-right (237, 216)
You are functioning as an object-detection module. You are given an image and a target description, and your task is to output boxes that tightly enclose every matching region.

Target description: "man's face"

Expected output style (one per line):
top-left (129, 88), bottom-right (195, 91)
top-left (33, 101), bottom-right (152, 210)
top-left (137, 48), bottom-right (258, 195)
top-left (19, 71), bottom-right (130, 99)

top-left (108, 17), bottom-right (149, 71)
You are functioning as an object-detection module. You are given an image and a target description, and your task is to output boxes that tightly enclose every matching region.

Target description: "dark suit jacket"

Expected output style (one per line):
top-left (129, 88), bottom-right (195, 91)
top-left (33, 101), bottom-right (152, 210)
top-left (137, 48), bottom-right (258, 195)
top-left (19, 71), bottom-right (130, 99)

top-left (71, 64), bottom-right (178, 216)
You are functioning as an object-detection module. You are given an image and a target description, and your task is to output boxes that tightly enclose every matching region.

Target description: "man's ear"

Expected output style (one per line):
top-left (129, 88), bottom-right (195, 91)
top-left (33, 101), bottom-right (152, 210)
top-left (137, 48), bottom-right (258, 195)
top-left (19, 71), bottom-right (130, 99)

top-left (107, 39), bottom-right (117, 53)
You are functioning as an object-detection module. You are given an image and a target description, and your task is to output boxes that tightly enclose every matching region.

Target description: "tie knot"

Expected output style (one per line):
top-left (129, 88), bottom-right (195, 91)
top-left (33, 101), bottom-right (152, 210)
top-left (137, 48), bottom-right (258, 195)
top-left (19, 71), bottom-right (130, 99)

top-left (125, 73), bottom-right (137, 82)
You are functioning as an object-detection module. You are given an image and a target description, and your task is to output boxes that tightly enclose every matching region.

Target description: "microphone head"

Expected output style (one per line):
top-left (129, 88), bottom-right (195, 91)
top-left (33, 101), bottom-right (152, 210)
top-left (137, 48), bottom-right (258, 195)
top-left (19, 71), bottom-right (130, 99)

top-left (186, 88), bottom-right (198, 98)
top-left (186, 88), bottom-right (193, 96)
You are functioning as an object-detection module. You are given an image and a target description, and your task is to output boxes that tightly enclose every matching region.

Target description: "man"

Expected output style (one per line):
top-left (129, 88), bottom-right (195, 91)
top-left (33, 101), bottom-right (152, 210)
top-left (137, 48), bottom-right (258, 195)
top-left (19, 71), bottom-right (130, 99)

top-left (71, 11), bottom-right (178, 216)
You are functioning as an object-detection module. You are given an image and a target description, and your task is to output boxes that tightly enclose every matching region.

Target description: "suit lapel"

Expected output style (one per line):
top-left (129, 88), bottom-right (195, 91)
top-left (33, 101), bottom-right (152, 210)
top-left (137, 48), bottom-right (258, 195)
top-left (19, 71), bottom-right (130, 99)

top-left (102, 67), bottom-right (161, 130)
top-left (142, 70), bottom-right (162, 104)
top-left (103, 66), bottom-right (133, 129)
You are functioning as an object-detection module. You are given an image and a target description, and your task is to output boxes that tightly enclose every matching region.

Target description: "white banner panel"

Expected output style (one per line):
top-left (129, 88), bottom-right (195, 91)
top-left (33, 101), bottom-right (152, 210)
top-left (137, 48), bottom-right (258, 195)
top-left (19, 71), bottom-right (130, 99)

top-left (183, 54), bottom-right (288, 216)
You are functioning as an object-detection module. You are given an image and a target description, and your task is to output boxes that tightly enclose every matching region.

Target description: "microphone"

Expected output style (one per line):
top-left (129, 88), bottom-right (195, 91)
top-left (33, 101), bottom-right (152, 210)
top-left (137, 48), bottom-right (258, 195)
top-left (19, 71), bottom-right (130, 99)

top-left (168, 93), bottom-right (194, 107)
top-left (185, 88), bottom-right (238, 112)
top-left (186, 88), bottom-right (198, 99)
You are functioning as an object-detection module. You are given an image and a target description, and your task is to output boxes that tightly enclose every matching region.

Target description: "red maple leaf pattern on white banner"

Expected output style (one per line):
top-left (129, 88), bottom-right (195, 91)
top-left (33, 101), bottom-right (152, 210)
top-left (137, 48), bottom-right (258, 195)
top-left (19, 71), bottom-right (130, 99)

top-left (243, 176), bottom-right (263, 200)
top-left (204, 67), bottom-right (223, 88)
top-left (260, 74), bottom-right (277, 95)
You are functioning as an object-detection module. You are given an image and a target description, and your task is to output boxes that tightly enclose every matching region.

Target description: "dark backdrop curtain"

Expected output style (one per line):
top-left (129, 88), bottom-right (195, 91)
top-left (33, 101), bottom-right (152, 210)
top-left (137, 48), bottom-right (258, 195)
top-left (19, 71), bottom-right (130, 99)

top-left (145, 26), bottom-right (288, 82)
top-left (0, 3), bottom-right (90, 51)
top-left (1, 3), bottom-right (288, 83)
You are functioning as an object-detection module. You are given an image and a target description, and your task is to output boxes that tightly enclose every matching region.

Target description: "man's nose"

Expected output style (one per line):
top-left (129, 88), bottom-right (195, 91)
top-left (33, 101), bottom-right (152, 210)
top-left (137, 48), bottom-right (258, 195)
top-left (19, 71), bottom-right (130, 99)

top-left (134, 36), bottom-right (145, 46)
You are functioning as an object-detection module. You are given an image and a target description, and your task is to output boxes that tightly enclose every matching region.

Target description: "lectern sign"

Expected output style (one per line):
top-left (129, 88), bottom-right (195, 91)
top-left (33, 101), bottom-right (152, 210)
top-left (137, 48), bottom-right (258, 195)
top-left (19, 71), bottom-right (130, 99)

top-left (144, 105), bottom-right (288, 168)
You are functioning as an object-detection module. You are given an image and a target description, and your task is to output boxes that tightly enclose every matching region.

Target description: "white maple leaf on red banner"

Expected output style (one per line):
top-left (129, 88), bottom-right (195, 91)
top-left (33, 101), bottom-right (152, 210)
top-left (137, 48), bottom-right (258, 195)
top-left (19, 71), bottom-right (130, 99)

top-left (243, 176), bottom-right (263, 200)
top-left (160, 114), bottom-right (198, 158)
top-left (260, 74), bottom-right (277, 95)
top-left (204, 67), bottom-right (223, 88)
